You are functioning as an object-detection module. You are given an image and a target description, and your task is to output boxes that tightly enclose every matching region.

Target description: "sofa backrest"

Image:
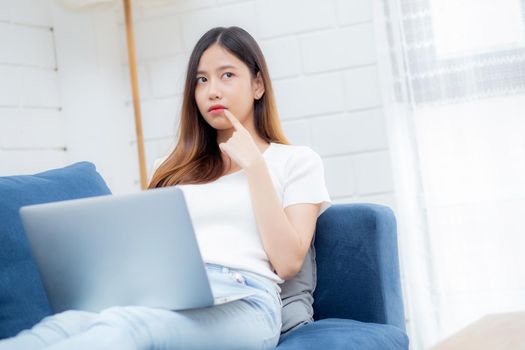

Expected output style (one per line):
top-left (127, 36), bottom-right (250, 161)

top-left (0, 162), bottom-right (111, 339)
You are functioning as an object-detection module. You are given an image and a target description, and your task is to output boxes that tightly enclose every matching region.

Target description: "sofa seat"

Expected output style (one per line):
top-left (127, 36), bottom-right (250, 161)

top-left (276, 318), bottom-right (409, 350)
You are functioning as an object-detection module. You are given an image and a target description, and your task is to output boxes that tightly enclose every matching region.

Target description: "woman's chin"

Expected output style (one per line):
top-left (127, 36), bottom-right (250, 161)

top-left (210, 120), bottom-right (233, 130)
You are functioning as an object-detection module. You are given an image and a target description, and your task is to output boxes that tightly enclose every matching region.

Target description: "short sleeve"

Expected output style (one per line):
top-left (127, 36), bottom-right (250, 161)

top-left (282, 146), bottom-right (332, 217)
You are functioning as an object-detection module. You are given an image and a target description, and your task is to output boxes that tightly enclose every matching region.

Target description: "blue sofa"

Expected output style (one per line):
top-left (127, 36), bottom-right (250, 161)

top-left (0, 162), bottom-right (409, 349)
top-left (277, 204), bottom-right (409, 349)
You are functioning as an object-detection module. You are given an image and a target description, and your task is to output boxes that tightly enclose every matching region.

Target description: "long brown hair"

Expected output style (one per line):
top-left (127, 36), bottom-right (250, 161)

top-left (148, 26), bottom-right (289, 188)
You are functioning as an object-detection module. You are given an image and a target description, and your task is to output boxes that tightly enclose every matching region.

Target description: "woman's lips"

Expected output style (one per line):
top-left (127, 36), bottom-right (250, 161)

top-left (210, 108), bottom-right (225, 114)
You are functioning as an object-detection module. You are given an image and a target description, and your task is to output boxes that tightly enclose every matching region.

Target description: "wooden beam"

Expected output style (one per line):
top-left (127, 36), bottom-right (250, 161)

top-left (123, 0), bottom-right (148, 190)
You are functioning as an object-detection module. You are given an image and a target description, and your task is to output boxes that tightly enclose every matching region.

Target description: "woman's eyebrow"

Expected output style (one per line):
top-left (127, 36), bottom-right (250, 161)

top-left (196, 65), bottom-right (237, 75)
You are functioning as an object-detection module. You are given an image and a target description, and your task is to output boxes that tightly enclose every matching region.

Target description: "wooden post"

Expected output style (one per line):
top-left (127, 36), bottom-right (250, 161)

top-left (123, 0), bottom-right (148, 190)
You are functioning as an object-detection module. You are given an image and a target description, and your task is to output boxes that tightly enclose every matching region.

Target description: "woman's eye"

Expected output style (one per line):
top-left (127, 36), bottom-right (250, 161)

top-left (196, 73), bottom-right (232, 84)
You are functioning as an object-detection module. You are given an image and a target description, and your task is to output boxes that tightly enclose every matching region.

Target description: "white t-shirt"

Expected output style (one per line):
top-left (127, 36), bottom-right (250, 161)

top-left (151, 142), bottom-right (332, 293)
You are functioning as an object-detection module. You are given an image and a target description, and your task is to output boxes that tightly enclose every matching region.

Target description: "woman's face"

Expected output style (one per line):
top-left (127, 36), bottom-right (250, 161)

top-left (194, 44), bottom-right (264, 131)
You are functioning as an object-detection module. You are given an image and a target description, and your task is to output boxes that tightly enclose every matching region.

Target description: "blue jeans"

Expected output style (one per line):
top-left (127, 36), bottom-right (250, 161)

top-left (0, 264), bottom-right (282, 350)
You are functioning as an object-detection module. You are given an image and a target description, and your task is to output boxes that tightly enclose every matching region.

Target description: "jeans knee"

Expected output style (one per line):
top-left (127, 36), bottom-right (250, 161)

top-left (96, 306), bottom-right (152, 346)
top-left (97, 306), bottom-right (181, 349)
top-left (98, 306), bottom-right (137, 328)
top-left (38, 310), bottom-right (97, 334)
top-left (56, 310), bottom-right (97, 323)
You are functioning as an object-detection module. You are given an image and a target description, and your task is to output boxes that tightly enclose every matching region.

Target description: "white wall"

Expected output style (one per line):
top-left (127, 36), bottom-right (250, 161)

top-left (0, 0), bottom-right (137, 194)
top-left (1, 0), bottom-right (397, 210)
top-left (115, 0), bottom-right (396, 211)
top-left (0, 0), bottom-right (66, 174)
top-left (50, 2), bottom-right (136, 194)
top-left (1, 0), bottom-right (396, 210)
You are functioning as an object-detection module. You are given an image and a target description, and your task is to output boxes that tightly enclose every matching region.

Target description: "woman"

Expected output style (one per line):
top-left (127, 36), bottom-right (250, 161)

top-left (0, 26), bottom-right (331, 350)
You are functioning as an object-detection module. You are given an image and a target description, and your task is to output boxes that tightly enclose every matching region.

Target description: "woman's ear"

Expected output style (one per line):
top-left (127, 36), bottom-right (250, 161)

top-left (253, 71), bottom-right (265, 100)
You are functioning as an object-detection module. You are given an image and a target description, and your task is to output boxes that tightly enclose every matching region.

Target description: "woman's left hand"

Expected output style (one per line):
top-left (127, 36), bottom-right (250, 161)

top-left (219, 109), bottom-right (265, 171)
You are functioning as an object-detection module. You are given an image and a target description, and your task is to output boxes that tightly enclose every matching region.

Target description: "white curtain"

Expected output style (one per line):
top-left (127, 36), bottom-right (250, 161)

top-left (373, 0), bottom-right (525, 348)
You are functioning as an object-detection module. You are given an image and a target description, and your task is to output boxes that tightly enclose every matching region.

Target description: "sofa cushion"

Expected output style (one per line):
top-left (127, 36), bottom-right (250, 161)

top-left (276, 318), bottom-right (409, 350)
top-left (0, 161), bottom-right (111, 339)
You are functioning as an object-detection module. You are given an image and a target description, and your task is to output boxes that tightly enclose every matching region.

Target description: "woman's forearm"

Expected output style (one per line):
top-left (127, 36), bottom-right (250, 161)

top-left (244, 159), bottom-right (303, 280)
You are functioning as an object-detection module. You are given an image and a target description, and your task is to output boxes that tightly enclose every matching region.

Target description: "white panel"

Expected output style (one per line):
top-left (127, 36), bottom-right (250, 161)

top-left (301, 23), bottom-right (377, 74)
top-left (182, 2), bottom-right (258, 51)
top-left (216, 0), bottom-right (251, 4)
top-left (311, 109), bottom-right (389, 156)
top-left (0, 0), bottom-right (10, 21)
top-left (260, 37), bottom-right (301, 80)
top-left (128, 97), bottom-right (180, 141)
top-left (130, 137), bottom-right (175, 183)
top-left (0, 109), bottom-right (64, 148)
top-left (281, 119), bottom-right (312, 146)
top-left (358, 193), bottom-right (396, 210)
top-left (332, 193), bottom-right (396, 211)
top-left (9, 25), bottom-right (55, 68)
top-left (335, 0), bottom-right (373, 26)
top-left (324, 155), bottom-right (356, 197)
top-left (344, 64), bottom-right (382, 111)
top-left (353, 150), bottom-right (394, 195)
top-left (0, 149), bottom-right (67, 175)
top-left (0, 23), bottom-right (11, 62)
top-left (51, 2), bottom-right (137, 194)
top-left (122, 63), bottom-right (152, 101)
top-left (256, 0), bottom-right (334, 38)
top-left (20, 68), bottom-right (60, 107)
top-left (0, 66), bottom-right (21, 106)
top-left (149, 53), bottom-right (189, 97)
top-left (9, 0), bottom-right (52, 27)
top-left (273, 73), bottom-right (346, 120)
top-left (137, 0), bottom-right (215, 18)
top-left (126, 16), bottom-right (183, 61)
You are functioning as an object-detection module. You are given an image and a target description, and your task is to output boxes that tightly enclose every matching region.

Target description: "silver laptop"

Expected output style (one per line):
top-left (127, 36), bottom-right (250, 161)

top-left (19, 186), bottom-right (255, 313)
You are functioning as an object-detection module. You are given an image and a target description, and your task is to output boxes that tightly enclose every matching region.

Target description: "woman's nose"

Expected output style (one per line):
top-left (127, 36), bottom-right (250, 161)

top-left (207, 78), bottom-right (222, 99)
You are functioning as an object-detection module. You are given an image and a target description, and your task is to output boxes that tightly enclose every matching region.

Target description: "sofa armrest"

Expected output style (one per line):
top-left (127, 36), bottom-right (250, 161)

top-left (312, 203), bottom-right (406, 331)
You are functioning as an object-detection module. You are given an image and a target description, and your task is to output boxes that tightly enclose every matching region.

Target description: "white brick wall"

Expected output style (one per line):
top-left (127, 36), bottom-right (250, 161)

top-left (114, 0), bottom-right (396, 209)
top-left (259, 37), bottom-right (301, 79)
top-left (50, 3), bottom-right (137, 194)
top-left (2, 0), bottom-right (397, 211)
top-left (335, 0), bottom-right (373, 26)
top-left (1, 0), bottom-right (52, 27)
top-left (0, 0), bottom-right (66, 175)
top-left (300, 24), bottom-right (377, 73)
top-left (1, 0), bottom-right (137, 193)
top-left (0, 109), bottom-right (65, 149)
top-left (256, 0), bottom-right (334, 38)
top-left (274, 74), bottom-right (347, 120)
